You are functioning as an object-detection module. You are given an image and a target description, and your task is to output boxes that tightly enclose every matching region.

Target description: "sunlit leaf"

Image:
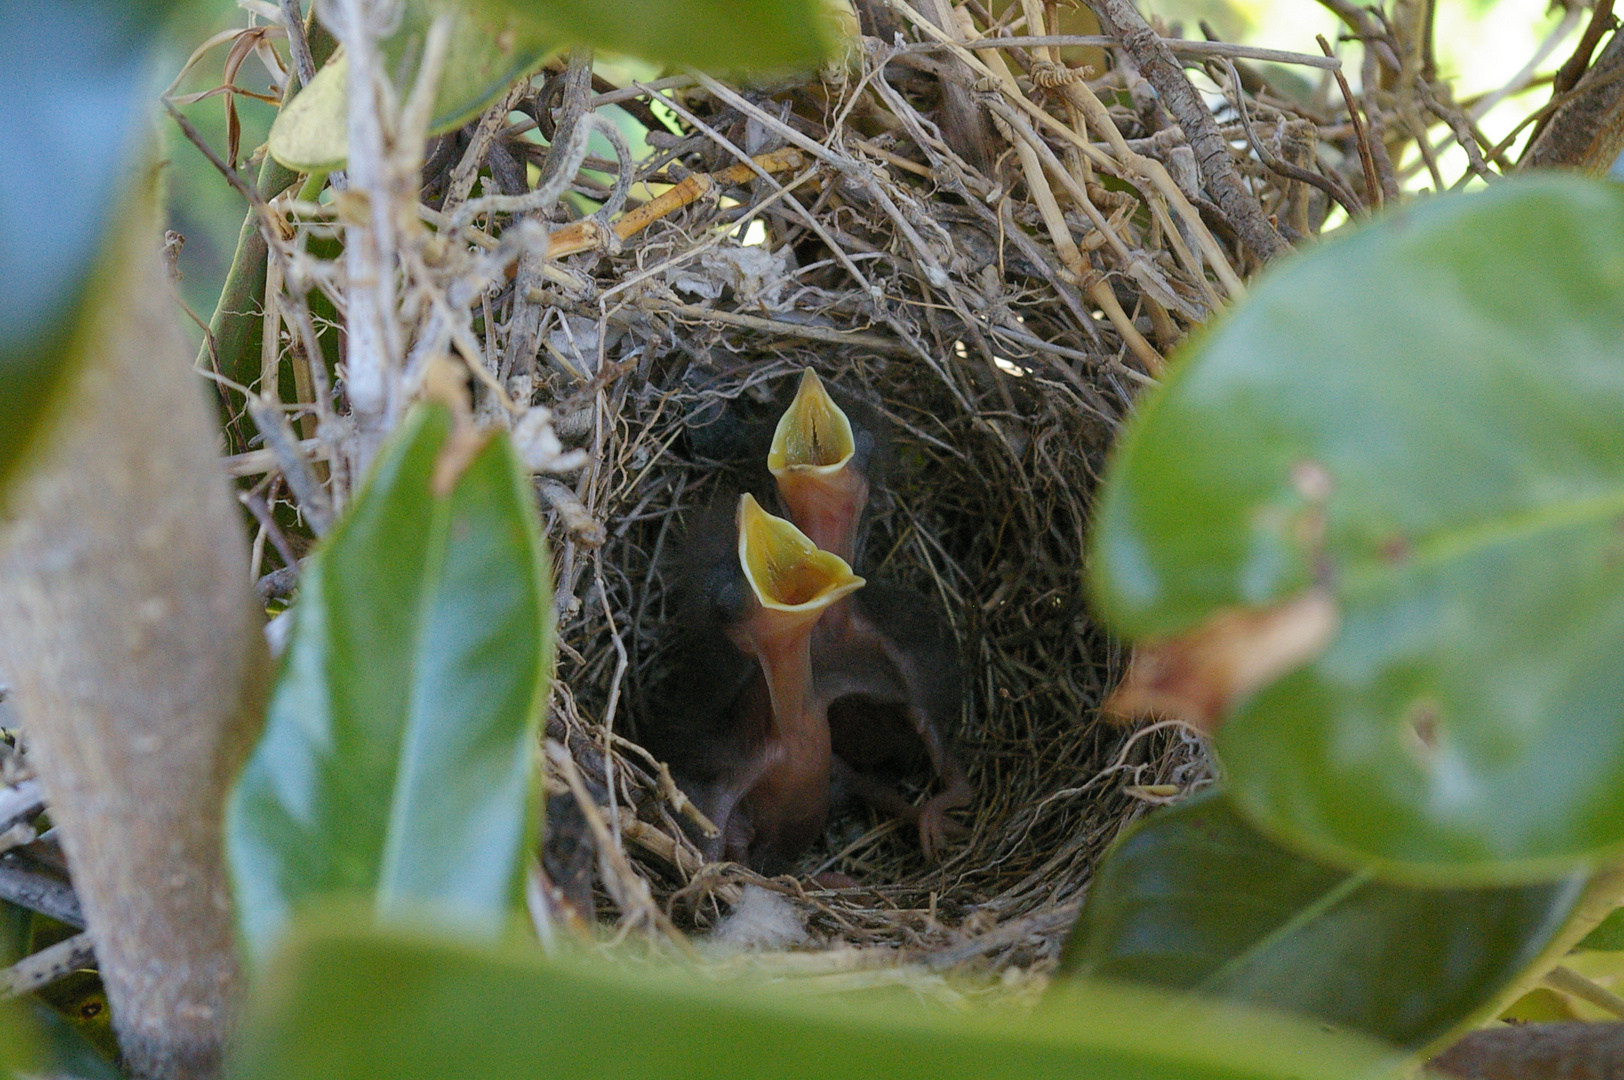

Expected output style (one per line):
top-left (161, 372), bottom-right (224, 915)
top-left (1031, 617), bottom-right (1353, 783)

top-left (268, 0), bottom-right (554, 171)
top-left (227, 915), bottom-right (1405, 1080)
top-left (0, 0), bottom-right (170, 496)
top-left (1060, 789), bottom-right (1585, 1049)
top-left (227, 404), bottom-right (552, 964)
top-left (1090, 176), bottom-right (1624, 883)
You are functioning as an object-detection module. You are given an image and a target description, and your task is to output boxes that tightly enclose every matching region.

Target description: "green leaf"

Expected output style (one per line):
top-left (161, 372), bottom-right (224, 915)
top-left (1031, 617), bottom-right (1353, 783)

top-left (0, 0), bottom-right (171, 496)
top-left (486, 0), bottom-right (840, 73)
top-left (1059, 789), bottom-right (1585, 1050)
top-left (23, 1001), bottom-right (123, 1080)
top-left (1576, 907), bottom-right (1624, 952)
top-left (228, 915), bottom-right (1404, 1080)
top-left (269, 0), bottom-right (841, 171)
top-left (1089, 176), bottom-right (1624, 883)
top-left (227, 405), bottom-right (552, 964)
top-left (268, 0), bottom-right (555, 171)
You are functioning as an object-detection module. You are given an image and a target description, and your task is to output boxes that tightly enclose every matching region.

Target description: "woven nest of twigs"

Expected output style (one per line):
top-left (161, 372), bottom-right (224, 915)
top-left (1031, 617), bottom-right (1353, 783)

top-left (204, 0), bottom-right (1477, 977)
top-left (515, 8), bottom-right (1363, 971)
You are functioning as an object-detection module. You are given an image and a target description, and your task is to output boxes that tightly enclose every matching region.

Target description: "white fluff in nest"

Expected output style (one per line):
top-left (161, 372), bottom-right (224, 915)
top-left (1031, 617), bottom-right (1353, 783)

top-left (713, 886), bottom-right (807, 950)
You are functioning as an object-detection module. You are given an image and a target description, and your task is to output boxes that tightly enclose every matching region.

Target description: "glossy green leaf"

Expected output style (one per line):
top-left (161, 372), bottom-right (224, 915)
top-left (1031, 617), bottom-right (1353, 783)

top-left (1090, 176), bottom-right (1624, 883)
top-left (229, 915), bottom-right (1404, 1080)
top-left (0, 0), bottom-right (170, 496)
top-left (227, 405), bottom-right (551, 964)
top-left (269, 0), bottom-right (554, 170)
top-left (1059, 789), bottom-right (1584, 1050)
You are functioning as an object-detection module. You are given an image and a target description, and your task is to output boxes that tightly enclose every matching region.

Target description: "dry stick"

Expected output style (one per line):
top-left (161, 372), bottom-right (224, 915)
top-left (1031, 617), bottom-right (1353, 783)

top-left (545, 740), bottom-right (695, 954)
top-left (1085, 0), bottom-right (1286, 263)
top-left (0, 778), bottom-right (42, 831)
top-left (914, 33), bottom-right (1342, 69)
top-left (642, 80), bottom-right (990, 431)
top-left (636, 299), bottom-right (903, 351)
top-left (1319, 35), bottom-right (1384, 210)
top-left (504, 47), bottom-right (595, 383)
top-left (940, 32), bottom-right (1155, 356)
top-left (1554, 0), bottom-right (1617, 96)
top-left (1025, 65), bottom-right (1219, 312)
top-left (688, 72), bottom-right (1020, 406)
top-left (1547, 964), bottom-right (1624, 1020)
top-left (1498, 61), bottom-right (1624, 164)
top-left (983, 98), bottom-right (1164, 375)
top-left (1471, 1), bottom-right (1585, 120)
top-left (884, 1), bottom-right (1240, 298)
top-left (1415, 78), bottom-right (1499, 182)
top-left (544, 148), bottom-right (807, 260)
top-left (329, 0), bottom-right (409, 467)
top-left (442, 79), bottom-right (532, 215)
top-left (1217, 59), bottom-right (1365, 217)
top-left (0, 933), bottom-right (96, 999)
top-left (246, 396), bottom-right (333, 534)
top-left (277, 0), bottom-right (317, 87)
top-left (0, 865), bottom-right (85, 927)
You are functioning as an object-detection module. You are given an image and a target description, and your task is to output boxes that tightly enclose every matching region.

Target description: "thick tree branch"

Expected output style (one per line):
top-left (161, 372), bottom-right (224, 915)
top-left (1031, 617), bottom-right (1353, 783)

top-left (0, 184), bottom-right (268, 1080)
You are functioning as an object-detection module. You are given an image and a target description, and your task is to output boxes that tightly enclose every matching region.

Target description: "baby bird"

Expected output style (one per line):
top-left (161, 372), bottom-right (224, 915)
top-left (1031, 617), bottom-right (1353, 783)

top-left (642, 493), bottom-right (863, 874)
top-left (769, 369), bottom-right (974, 859)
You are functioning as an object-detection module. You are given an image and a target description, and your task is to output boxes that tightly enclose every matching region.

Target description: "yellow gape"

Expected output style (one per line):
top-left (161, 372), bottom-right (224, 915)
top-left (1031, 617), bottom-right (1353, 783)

top-left (768, 369), bottom-right (857, 477)
top-left (736, 494), bottom-right (863, 612)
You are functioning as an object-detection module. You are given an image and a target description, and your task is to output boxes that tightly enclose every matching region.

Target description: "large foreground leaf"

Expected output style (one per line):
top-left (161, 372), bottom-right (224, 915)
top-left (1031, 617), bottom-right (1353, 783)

top-left (495, 0), bottom-right (838, 72)
top-left (0, 0), bottom-right (171, 495)
top-left (228, 916), bottom-right (1404, 1080)
top-left (227, 404), bottom-right (551, 963)
top-left (269, 0), bottom-right (839, 170)
top-left (1090, 176), bottom-right (1624, 882)
top-left (269, 0), bottom-right (553, 171)
top-left (1060, 789), bottom-right (1585, 1049)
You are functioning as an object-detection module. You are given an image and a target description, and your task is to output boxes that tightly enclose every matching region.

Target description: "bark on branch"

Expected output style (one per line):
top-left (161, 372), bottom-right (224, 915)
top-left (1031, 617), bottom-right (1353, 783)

top-left (1085, 0), bottom-right (1288, 263)
top-left (0, 182), bottom-right (268, 1080)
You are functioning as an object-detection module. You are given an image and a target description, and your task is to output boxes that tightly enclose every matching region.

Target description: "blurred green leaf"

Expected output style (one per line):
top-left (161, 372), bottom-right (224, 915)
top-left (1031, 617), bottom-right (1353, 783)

top-left (227, 404), bottom-right (551, 964)
top-left (0, 999), bottom-right (38, 1078)
top-left (1089, 176), bottom-right (1624, 883)
top-left (23, 1001), bottom-right (123, 1080)
top-left (269, 0), bottom-right (554, 170)
top-left (0, 901), bottom-right (27, 967)
top-left (228, 915), bottom-right (1404, 1080)
top-left (0, 0), bottom-right (174, 496)
top-left (1577, 907), bottom-right (1624, 952)
top-left (491, 0), bottom-right (840, 73)
top-left (34, 969), bottom-right (120, 1064)
top-left (1059, 789), bottom-right (1584, 1049)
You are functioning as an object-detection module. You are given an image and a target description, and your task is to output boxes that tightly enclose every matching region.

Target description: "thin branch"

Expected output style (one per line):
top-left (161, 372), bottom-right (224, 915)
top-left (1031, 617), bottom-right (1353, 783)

top-left (1086, 0), bottom-right (1287, 262)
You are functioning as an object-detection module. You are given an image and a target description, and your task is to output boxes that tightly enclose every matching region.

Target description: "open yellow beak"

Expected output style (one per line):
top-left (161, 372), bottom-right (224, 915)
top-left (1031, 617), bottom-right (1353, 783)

top-left (737, 494), bottom-right (864, 612)
top-left (767, 369), bottom-right (857, 479)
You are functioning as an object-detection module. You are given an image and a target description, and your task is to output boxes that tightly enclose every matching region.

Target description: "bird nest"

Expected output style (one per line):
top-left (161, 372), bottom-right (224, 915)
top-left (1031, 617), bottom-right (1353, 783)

top-left (514, 16), bottom-right (1358, 972)
top-left (200, 0), bottom-right (1465, 980)
top-left (547, 348), bottom-right (1210, 975)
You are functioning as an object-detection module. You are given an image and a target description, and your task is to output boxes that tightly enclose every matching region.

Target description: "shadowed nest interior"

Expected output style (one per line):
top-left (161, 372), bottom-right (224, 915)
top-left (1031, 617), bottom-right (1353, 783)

top-left (546, 348), bottom-right (1208, 971)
